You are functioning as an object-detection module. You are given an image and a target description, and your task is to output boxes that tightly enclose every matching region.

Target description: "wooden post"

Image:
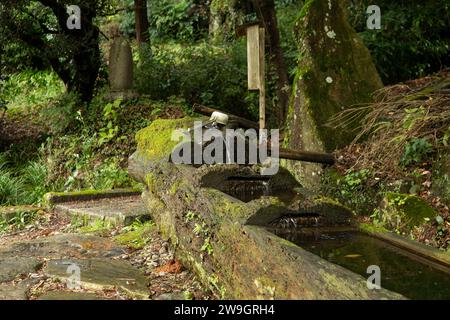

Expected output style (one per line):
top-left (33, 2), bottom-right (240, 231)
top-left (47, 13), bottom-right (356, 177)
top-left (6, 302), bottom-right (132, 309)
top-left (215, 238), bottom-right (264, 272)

top-left (246, 25), bottom-right (261, 91)
top-left (246, 24), bottom-right (266, 130)
top-left (258, 27), bottom-right (265, 130)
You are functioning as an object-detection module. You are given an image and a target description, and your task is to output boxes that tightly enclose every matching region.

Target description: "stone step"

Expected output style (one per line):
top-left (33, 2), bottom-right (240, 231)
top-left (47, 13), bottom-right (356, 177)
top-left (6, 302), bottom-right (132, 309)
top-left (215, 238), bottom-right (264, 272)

top-left (45, 190), bottom-right (150, 226)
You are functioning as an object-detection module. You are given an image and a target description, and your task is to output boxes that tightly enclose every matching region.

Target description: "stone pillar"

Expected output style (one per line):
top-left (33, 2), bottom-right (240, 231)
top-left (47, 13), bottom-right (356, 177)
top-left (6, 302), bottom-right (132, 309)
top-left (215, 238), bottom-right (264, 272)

top-left (109, 32), bottom-right (138, 100)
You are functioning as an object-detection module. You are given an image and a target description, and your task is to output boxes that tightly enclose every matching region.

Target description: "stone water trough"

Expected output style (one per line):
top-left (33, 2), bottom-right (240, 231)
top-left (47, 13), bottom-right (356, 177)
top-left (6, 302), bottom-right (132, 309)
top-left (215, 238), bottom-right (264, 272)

top-left (129, 118), bottom-right (450, 300)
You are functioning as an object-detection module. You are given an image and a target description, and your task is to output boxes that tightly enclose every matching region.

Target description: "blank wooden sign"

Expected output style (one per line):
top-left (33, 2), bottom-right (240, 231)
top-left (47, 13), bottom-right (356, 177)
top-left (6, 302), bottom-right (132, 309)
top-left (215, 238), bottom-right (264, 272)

top-left (247, 24), bottom-right (261, 90)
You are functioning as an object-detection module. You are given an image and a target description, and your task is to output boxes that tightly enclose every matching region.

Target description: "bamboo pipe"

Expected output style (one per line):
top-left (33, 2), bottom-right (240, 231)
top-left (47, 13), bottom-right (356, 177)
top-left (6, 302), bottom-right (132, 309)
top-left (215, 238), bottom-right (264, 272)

top-left (192, 104), bottom-right (335, 165)
top-left (193, 104), bottom-right (259, 130)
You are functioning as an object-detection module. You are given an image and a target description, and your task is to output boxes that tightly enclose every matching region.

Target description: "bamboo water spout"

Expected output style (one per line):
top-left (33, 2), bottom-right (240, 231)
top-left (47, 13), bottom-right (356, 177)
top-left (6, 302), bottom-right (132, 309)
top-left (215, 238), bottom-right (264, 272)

top-left (193, 104), bottom-right (335, 165)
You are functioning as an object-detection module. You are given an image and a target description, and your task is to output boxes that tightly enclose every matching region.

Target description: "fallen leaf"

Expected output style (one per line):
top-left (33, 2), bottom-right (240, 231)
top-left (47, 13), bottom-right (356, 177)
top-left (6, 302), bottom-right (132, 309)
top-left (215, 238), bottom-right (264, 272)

top-left (344, 254), bottom-right (362, 258)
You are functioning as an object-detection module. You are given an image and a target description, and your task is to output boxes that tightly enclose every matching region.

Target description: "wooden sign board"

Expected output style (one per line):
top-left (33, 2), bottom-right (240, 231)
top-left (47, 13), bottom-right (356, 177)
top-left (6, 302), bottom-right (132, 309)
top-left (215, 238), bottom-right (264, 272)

top-left (243, 23), bottom-right (265, 129)
top-left (247, 24), bottom-right (261, 90)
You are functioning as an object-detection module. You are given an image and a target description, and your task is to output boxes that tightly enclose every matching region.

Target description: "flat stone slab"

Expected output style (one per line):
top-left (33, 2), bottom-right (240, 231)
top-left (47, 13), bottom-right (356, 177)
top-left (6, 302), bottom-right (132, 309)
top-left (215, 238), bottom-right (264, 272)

top-left (0, 234), bottom-right (127, 260)
top-left (0, 279), bottom-right (40, 300)
top-left (0, 257), bottom-right (42, 283)
top-left (54, 196), bottom-right (150, 226)
top-left (45, 258), bottom-right (149, 299)
top-left (37, 291), bottom-right (106, 300)
top-left (153, 292), bottom-right (186, 300)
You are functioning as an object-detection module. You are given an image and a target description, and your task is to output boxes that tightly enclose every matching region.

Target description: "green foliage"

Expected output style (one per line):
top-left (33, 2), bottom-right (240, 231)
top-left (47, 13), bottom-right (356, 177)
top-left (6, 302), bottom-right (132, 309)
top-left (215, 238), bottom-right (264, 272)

top-left (376, 192), bottom-right (438, 235)
top-left (149, 0), bottom-right (208, 42)
top-left (67, 214), bottom-right (91, 231)
top-left (117, 0), bottom-right (208, 42)
top-left (98, 99), bottom-right (123, 145)
top-left (347, 0), bottom-right (450, 84)
top-left (0, 151), bottom-right (48, 205)
top-left (43, 132), bottom-right (134, 192)
top-left (115, 219), bottom-right (155, 249)
top-left (21, 160), bottom-right (48, 204)
top-left (41, 92), bottom-right (82, 135)
top-left (0, 71), bottom-right (65, 110)
top-left (77, 218), bottom-right (114, 236)
top-left (276, 0), bottom-right (304, 78)
top-left (0, 209), bottom-right (40, 234)
top-left (135, 41), bottom-right (257, 119)
top-left (0, 171), bottom-right (24, 205)
top-left (400, 138), bottom-right (433, 167)
top-left (321, 169), bottom-right (378, 215)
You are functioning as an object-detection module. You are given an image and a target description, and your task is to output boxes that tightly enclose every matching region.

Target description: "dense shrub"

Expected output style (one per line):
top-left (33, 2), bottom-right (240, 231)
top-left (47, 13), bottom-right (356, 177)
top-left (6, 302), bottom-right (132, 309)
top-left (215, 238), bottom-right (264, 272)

top-left (116, 0), bottom-right (208, 42)
top-left (0, 71), bottom-right (65, 110)
top-left (135, 41), bottom-right (258, 119)
top-left (347, 0), bottom-right (450, 84)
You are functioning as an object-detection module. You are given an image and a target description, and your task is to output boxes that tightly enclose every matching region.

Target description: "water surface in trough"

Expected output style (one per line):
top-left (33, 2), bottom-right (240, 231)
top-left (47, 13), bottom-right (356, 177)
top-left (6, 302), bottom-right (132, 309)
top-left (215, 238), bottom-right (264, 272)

top-left (270, 227), bottom-right (450, 300)
top-left (223, 177), bottom-right (298, 203)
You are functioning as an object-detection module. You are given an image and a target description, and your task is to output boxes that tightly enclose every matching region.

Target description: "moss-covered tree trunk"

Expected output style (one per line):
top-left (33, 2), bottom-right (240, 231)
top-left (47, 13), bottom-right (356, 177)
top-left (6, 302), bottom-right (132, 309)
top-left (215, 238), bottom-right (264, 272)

top-left (284, 0), bottom-right (383, 188)
top-left (209, 0), bottom-right (250, 42)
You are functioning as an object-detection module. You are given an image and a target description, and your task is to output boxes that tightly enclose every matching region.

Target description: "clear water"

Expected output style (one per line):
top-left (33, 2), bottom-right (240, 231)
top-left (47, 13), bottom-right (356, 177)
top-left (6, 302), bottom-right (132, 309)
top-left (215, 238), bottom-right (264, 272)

top-left (270, 228), bottom-right (450, 300)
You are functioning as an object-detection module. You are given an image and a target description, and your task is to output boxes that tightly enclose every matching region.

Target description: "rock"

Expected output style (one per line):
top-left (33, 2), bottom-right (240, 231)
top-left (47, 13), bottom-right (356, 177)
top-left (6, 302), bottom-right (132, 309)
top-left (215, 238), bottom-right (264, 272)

top-left (380, 193), bottom-right (438, 231)
top-left (103, 248), bottom-right (127, 258)
top-left (284, 0), bottom-right (383, 188)
top-left (153, 292), bottom-right (185, 300)
top-left (128, 132), bottom-right (402, 299)
top-left (45, 258), bottom-right (149, 299)
top-left (128, 118), bottom-right (201, 183)
top-left (0, 234), bottom-right (127, 260)
top-left (0, 282), bottom-right (30, 300)
top-left (37, 291), bottom-right (105, 300)
top-left (0, 257), bottom-right (42, 283)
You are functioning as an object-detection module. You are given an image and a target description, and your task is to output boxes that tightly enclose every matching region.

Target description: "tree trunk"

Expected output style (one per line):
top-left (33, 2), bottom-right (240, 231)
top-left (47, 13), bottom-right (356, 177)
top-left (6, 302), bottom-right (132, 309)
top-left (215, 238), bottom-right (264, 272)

top-left (285, 0), bottom-right (383, 188)
top-left (253, 0), bottom-right (290, 125)
top-left (64, 6), bottom-right (101, 103)
top-left (209, 0), bottom-right (249, 42)
top-left (134, 0), bottom-right (150, 45)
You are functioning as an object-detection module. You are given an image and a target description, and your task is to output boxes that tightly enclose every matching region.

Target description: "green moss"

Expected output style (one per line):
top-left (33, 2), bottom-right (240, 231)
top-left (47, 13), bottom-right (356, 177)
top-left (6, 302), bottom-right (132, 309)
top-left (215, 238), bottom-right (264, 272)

top-left (136, 117), bottom-right (200, 161)
top-left (254, 277), bottom-right (277, 299)
top-left (114, 221), bottom-right (154, 249)
top-left (384, 192), bottom-right (437, 227)
top-left (286, 0), bottom-right (383, 153)
top-left (317, 269), bottom-right (367, 298)
top-left (169, 181), bottom-right (180, 195)
top-left (314, 196), bottom-right (352, 212)
top-left (296, 0), bottom-right (314, 22)
top-left (78, 218), bottom-right (114, 236)
top-left (43, 189), bottom-right (141, 207)
top-left (359, 222), bottom-right (389, 234)
top-left (145, 173), bottom-right (155, 193)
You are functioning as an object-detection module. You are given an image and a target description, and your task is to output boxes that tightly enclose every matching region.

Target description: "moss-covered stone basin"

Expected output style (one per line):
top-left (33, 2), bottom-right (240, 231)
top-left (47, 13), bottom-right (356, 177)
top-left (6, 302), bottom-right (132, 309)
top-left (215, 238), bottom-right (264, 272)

top-left (130, 155), bottom-right (406, 299)
top-left (129, 118), bottom-right (407, 299)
